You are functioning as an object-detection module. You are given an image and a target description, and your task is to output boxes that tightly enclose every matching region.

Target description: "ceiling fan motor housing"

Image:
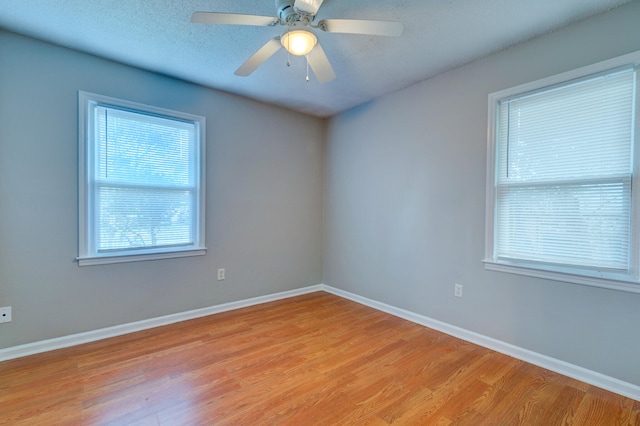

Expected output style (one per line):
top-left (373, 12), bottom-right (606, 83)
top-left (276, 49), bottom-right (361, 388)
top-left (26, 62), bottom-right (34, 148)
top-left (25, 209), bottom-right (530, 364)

top-left (276, 0), bottom-right (297, 22)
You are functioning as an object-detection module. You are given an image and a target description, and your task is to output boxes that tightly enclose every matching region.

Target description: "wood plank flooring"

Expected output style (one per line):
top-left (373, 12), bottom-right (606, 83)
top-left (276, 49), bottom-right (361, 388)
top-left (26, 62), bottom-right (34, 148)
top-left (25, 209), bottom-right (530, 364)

top-left (1, 292), bottom-right (638, 425)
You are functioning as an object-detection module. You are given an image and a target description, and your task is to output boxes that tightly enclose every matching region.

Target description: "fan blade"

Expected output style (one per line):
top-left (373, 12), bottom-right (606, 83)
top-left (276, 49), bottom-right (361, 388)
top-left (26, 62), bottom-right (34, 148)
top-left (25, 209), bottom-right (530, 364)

top-left (307, 43), bottom-right (336, 83)
top-left (191, 12), bottom-right (279, 26)
top-left (294, 0), bottom-right (325, 16)
top-left (235, 37), bottom-right (283, 76)
top-left (318, 19), bottom-right (403, 36)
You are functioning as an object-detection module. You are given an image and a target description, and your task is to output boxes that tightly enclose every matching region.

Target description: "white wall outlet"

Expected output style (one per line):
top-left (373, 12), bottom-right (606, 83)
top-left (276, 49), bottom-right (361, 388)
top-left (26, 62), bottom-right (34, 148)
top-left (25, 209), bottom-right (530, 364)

top-left (0, 306), bottom-right (12, 323)
top-left (454, 284), bottom-right (463, 298)
top-left (217, 268), bottom-right (225, 281)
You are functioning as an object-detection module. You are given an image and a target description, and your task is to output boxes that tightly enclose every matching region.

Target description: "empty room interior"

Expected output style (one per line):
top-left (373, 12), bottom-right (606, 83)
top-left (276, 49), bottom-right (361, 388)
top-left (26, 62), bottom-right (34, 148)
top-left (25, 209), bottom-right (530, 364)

top-left (1, 0), bottom-right (640, 424)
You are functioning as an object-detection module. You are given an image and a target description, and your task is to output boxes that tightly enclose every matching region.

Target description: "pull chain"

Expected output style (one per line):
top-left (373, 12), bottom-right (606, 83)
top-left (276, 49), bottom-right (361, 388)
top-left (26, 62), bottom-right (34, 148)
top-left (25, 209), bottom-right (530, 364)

top-left (305, 54), bottom-right (309, 82)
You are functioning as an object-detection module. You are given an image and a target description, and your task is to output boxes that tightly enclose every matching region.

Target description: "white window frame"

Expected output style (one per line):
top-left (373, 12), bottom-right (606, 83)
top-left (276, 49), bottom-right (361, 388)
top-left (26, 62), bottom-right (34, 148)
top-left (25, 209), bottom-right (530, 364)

top-left (78, 92), bottom-right (206, 266)
top-left (484, 51), bottom-right (640, 293)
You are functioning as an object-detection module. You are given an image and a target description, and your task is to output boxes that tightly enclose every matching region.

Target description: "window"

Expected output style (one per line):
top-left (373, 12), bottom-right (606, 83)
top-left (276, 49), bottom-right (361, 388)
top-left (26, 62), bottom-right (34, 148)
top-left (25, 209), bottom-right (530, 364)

top-left (78, 92), bottom-right (206, 266)
top-left (484, 52), bottom-right (640, 292)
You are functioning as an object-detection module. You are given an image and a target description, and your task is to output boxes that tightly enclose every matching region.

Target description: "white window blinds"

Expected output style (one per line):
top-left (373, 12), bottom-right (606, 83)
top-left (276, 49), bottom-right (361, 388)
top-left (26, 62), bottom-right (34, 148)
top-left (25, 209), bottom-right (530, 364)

top-left (494, 67), bottom-right (637, 273)
top-left (93, 107), bottom-right (197, 253)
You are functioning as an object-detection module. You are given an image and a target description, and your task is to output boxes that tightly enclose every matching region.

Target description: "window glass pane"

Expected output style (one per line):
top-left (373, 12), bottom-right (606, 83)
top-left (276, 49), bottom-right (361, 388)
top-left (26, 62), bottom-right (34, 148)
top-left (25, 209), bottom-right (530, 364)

top-left (497, 70), bottom-right (634, 183)
top-left (97, 186), bottom-right (195, 252)
top-left (496, 180), bottom-right (631, 270)
top-left (96, 107), bottom-right (196, 187)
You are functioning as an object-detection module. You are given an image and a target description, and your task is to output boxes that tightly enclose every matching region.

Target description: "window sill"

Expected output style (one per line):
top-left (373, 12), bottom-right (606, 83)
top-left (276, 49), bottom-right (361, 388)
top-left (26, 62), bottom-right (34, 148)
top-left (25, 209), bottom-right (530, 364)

top-left (482, 260), bottom-right (640, 294)
top-left (77, 248), bottom-right (206, 266)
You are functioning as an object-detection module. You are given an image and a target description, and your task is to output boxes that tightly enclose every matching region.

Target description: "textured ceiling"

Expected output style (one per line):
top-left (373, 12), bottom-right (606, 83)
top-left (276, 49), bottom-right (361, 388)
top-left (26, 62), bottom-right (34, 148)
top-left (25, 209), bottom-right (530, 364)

top-left (0, 0), bottom-right (631, 117)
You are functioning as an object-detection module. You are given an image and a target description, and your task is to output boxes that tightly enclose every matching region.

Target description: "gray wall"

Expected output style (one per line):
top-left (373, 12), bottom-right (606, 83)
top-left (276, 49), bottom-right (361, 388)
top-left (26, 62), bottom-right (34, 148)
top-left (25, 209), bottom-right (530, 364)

top-left (0, 31), bottom-right (324, 348)
top-left (324, 1), bottom-right (640, 386)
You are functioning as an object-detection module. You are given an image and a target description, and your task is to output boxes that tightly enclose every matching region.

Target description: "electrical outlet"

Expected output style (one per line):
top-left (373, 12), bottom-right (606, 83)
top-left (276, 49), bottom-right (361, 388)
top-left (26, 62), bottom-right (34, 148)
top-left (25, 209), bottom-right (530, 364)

top-left (0, 306), bottom-right (11, 323)
top-left (217, 268), bottom-right (225, 281)
top-left (454, 284), bottom-right (463, 298)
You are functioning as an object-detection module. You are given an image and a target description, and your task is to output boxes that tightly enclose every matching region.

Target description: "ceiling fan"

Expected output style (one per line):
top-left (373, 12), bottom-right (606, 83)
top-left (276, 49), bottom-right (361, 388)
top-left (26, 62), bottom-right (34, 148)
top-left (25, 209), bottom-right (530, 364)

top-left (191, 0), bottom-right (403, 83)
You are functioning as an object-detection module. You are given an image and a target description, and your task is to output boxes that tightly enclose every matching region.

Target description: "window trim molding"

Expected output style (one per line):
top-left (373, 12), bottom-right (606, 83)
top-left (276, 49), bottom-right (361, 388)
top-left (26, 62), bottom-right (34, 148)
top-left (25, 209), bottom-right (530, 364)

top-left (484, 50), bottom-right (640, 292)
top-left (77, 248), bottom-right (207, 267)
top-left (483, 260), bottom-right (640, 294)
top-left (78, 91), bottom-right (207, 266)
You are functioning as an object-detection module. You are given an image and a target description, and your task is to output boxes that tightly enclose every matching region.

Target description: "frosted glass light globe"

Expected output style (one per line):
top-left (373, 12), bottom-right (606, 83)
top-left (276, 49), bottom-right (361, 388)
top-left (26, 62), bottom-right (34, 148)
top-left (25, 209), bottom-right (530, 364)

top-left (281, 30), bottom-right (317, 56)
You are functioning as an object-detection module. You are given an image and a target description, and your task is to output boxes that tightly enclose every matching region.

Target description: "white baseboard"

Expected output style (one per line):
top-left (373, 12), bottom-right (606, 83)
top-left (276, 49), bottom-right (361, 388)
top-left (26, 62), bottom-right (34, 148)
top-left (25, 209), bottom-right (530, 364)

top-left (1, 282), bottom-right (638, 402)
top-left (0, 284), bottom-right (324, 363)
top-left (321, 285), bottom-right (640, 402)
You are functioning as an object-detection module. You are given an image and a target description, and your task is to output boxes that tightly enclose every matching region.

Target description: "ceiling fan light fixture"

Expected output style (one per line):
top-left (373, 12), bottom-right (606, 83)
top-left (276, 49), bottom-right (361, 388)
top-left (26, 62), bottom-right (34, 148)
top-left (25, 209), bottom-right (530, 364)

top-left (281, 29), bottom-right (317, 56)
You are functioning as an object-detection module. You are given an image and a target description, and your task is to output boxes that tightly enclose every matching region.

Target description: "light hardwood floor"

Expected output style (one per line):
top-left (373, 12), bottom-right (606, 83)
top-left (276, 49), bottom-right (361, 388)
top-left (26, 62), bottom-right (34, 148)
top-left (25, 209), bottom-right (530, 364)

top-left (1, 292), bottom-right (639, 425)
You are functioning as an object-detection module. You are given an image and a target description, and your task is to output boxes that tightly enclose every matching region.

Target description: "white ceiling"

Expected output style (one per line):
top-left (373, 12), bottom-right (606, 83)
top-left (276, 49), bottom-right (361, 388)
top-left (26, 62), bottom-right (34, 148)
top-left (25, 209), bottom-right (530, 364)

top-left (0, 0), bottom-right (631, 117)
